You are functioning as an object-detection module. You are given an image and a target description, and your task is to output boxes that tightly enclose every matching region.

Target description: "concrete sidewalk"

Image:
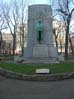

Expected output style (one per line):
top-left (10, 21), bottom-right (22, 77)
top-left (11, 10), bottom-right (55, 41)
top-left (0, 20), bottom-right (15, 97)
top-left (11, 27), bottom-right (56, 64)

top-left (0, 75), bottom-right (74, 99)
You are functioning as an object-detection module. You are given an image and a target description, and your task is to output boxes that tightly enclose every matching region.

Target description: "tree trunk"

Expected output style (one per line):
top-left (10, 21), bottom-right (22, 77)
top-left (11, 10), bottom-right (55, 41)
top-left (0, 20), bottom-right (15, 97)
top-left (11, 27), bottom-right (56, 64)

top-left (21, 33), bottom-right (24, 56)
top-left (68, 34), bottom-right (74, 54)
top-left (60, 41), bottom-right (63, 53)
top-left (13, 25), bottom-right (16, 56)
top-left (54, 35), bottom-right (58, 52)
top-left (65, 23), bottom-right (69, 59)
top-left (0, 31), bottom-right (2, 53)
top-left (21, 26), bottom-right (24, 56)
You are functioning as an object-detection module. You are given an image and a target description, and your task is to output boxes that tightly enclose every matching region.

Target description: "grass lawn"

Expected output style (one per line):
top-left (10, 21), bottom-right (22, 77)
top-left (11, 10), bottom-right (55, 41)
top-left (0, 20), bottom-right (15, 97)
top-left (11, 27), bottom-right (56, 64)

top-left (0, 62), bottom-right (74, 74)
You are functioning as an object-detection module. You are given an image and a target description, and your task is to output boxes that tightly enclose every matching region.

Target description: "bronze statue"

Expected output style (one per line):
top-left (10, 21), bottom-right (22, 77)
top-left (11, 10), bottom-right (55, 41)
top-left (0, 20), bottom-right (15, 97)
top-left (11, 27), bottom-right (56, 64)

top-left (35, 21), bottom-right (44, 44)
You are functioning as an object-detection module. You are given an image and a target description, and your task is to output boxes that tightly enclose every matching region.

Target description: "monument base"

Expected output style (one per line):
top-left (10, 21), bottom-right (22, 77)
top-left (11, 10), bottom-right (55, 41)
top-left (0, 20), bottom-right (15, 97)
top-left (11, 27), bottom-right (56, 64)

top-left (33, 45), bottom-right (49, 57)
top-left (24, 44), bottom-right (59, 64)
top-left (23, 57), bottom-right (59, 64)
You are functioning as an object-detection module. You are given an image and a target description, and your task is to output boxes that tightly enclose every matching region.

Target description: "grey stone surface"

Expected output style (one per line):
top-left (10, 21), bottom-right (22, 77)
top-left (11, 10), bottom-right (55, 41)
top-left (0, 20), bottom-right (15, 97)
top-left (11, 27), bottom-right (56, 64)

top-left (14, 56), bottom-right (24, 63)
top-left (49, 47), bottom-right (58, 58)
top-left (24, 4), bottom-right (58, 63)
top-left (27, 5), bottom-right (53, 46)
top-left (33, 44), bottom-right (48, 57)
top-left (58, 54), bottom-right (64, 62)
top-left (0, 75), bottom-right (74, 99)
top-left (24, 47), bottom-right (33, 58)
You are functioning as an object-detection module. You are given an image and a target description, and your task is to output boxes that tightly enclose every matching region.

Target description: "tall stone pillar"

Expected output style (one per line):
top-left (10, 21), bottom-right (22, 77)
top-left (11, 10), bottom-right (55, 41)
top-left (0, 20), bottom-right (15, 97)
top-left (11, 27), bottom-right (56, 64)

top-left (24, 4), bottom-right (58, 63)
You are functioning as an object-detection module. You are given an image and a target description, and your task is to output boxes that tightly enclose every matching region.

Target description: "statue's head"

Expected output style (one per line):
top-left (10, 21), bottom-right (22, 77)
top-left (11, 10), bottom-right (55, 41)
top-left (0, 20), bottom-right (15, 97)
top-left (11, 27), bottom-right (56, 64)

top-left (35, 21), bottom-right (44, 32)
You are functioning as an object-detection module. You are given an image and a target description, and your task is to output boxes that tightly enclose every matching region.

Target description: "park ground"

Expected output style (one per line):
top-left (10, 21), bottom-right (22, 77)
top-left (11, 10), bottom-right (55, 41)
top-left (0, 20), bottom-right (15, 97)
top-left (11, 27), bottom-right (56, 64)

top-left (0, 61), bottom-right (74, 74)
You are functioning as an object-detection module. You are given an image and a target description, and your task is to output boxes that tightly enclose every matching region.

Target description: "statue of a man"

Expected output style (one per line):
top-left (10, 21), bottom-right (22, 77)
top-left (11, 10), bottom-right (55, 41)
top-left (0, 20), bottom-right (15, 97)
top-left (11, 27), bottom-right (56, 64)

top-left (35, 21), bottom-right (44, 44)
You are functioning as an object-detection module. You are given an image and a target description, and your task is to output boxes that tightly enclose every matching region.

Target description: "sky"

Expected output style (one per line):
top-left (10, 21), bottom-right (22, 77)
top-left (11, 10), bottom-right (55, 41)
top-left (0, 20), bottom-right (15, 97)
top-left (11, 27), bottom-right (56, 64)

top-left (29, 0), bottom-right (50, 5)
top-left (4, 0), bottom-right (51, 5)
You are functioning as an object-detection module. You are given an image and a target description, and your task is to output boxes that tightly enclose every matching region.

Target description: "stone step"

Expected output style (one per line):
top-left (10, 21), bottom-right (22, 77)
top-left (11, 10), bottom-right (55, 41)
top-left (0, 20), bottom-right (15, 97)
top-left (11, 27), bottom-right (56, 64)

top-left (23, 57), bottom-right (59, 64)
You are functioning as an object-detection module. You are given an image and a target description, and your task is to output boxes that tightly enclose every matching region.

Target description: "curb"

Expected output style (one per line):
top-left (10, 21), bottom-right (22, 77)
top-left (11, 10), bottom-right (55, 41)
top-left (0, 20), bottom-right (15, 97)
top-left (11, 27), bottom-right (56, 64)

top-left (0, 68), bottom-right (74, 81)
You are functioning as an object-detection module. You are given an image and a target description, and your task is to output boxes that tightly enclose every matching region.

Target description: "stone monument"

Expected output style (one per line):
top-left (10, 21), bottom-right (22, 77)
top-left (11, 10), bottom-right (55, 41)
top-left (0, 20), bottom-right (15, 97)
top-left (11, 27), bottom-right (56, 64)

top-left (24, 4), bottom-right (58, 63)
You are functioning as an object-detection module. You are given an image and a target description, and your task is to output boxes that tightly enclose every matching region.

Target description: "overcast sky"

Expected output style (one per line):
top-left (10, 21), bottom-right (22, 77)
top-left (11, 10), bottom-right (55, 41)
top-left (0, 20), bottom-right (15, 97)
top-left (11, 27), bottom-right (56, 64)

top-left (4, 0), bottom-right (51, 5)
top-left (29, 0), bottom-right (50, 5)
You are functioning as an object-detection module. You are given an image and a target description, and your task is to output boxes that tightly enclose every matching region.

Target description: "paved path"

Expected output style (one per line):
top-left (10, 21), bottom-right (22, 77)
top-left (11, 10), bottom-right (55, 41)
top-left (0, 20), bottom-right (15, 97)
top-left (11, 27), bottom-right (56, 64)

top-left (0, 75), bottom-right (74, 99)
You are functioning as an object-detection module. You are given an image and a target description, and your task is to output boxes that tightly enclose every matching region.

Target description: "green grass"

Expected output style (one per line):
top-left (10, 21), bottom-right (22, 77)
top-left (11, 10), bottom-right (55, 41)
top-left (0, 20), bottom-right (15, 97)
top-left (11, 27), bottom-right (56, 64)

top-left (0, 62), bottom-right (74, 74)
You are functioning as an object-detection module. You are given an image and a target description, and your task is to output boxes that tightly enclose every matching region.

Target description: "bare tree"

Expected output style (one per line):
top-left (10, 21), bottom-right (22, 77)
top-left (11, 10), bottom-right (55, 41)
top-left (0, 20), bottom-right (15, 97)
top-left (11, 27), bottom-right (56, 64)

top-left (1, 0), bottom-right (31, 56)
top-left (53, 28), bottom-right (59, 50)
top-left (53, 19), bottom-right (65, 53)
top-left (52, 0), bottom-right (74, 59)
top-left (58, 29), bottom-right (65, 53)
top-left (0, 2), bottom-right (7, 53)
top-left (19, 0), bottom-right (28, 56)
top-left (2, 0), bottom-right (19, 55)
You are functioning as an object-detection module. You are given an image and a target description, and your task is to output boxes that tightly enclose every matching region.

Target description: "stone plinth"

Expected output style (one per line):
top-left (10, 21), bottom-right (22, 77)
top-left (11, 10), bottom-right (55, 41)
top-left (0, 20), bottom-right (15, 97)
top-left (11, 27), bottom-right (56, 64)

top-left (33, 45), bottom-right (48, 57)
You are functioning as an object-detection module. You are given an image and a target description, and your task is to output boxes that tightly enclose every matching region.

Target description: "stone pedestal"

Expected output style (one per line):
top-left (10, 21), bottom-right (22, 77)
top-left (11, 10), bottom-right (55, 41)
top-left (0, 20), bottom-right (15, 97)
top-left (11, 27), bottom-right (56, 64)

top-left (33, 45), bottom-right (48, 57)
top-left (24, 46), bottom-right (58, 63)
